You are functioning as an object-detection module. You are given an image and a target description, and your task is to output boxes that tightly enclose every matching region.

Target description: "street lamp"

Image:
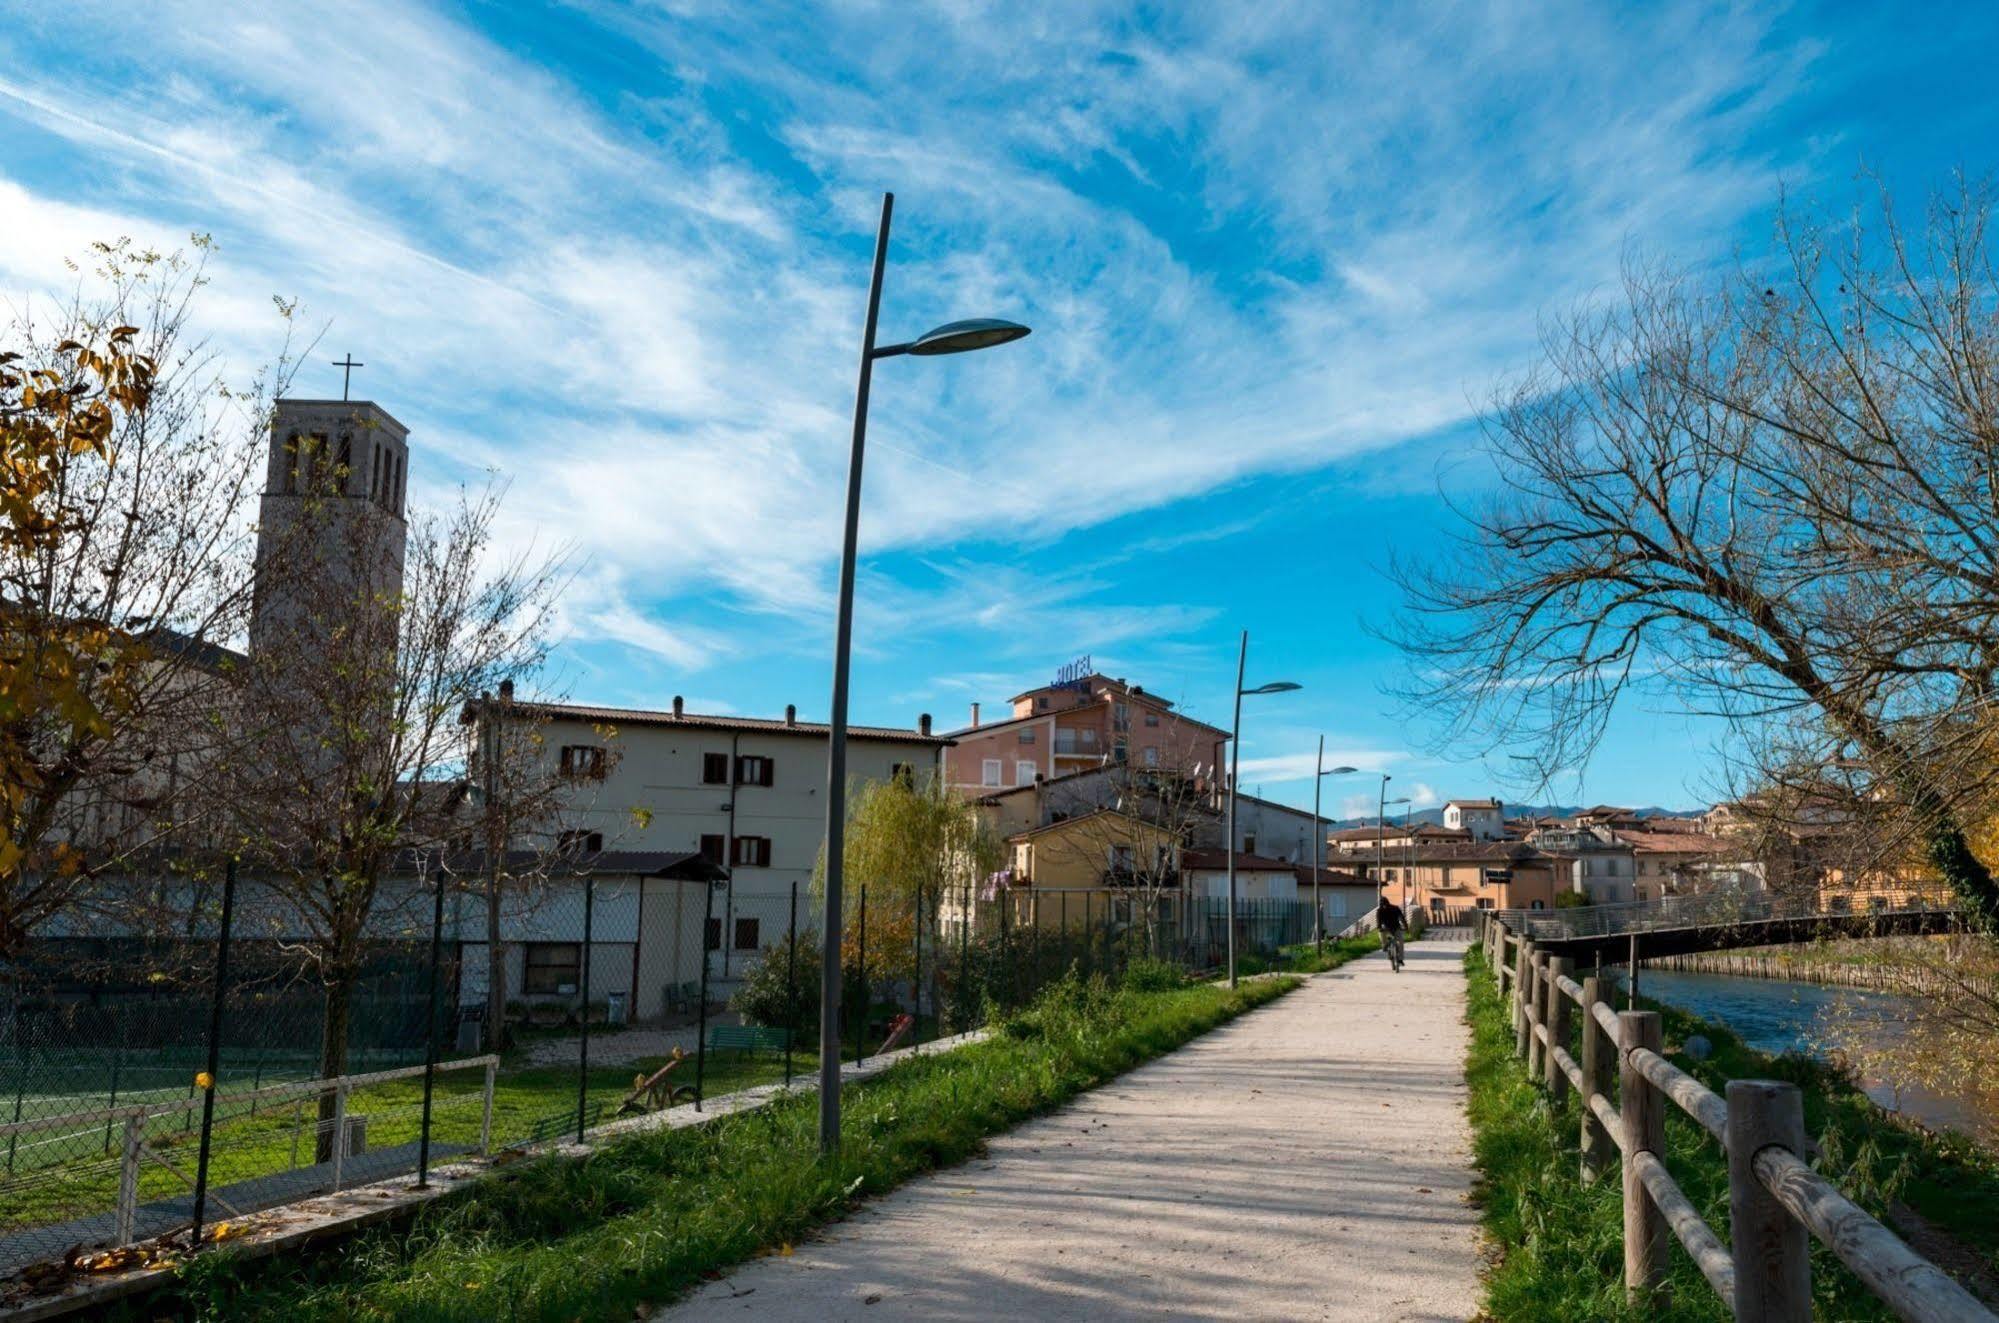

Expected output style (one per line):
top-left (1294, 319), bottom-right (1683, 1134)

top-left (1380, 792), bottom-right (1410, 906)
top-left (1227, 629), bottom-right (1299, 988)
top-left (1311, 744), bottom-right (1361, 950)
top-left (820, 194), bottom-right (1030, 1155)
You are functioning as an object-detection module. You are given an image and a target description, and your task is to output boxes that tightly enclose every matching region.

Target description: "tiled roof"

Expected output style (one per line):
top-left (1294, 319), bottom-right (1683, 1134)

top-left (466, 699), bottom-right (951, 746)
top-left (1181, 849), bottom-right (1302, 871)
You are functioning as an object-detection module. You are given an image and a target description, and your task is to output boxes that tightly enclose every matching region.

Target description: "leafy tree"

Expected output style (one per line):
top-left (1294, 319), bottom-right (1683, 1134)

top-left (1, 239), bottom-right (283, 951)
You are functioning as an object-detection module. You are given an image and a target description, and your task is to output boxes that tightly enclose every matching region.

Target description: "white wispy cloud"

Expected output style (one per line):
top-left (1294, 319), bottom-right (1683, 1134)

top-left (0, 0), bottom-right (1828, 689)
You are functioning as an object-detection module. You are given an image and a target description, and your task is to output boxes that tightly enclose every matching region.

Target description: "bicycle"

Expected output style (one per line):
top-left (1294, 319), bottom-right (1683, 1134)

top-left (1382, 928), bottom-right (1405, 972)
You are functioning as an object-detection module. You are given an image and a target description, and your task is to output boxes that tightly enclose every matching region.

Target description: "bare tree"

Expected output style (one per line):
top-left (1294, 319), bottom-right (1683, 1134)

top-left (1, 238), bottom-right (291, 952)
top-left (1391, 180), bottom-right (1999, 930)
top-left (1037, 751), bottom-right (1217, 948)
top-left (225, 479), bottom-right (565, 1137)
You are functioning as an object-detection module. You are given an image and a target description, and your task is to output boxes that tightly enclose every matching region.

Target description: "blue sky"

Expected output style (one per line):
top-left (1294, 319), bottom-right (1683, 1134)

top-left (3, 1), bottom-right (1994, 819)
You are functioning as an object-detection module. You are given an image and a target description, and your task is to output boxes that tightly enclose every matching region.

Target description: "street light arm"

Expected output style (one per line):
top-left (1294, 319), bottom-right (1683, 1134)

top-left (870, 342), bottom-right (913, 359)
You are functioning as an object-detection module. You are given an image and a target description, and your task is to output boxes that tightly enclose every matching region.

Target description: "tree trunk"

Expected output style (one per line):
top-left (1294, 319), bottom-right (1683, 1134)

top-left (485, 873), bottom-right (508, 1052)
top-left (314, 964), bottom-right (353, 1163)
top-left (1918, 802), bottom-right (1999, 933)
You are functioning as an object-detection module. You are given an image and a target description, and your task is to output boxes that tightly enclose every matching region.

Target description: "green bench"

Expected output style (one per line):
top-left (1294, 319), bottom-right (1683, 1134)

top-left (706, 1024), bottom-right (791, 1056)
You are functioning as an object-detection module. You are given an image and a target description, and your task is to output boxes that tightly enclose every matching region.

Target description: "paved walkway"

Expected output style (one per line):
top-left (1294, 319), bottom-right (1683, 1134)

top-left (658, 937), bottom-right (1480, 1322)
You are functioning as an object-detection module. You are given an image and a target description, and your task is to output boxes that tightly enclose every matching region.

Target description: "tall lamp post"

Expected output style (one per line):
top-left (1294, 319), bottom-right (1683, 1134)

top-left (820, 193), bottom-right (1030, 1156)
top-left (1380, 789), bottom-right (1410, 905)
top-left (1227, 629), bottom-right (1299, 988)
top-left (1310, 740), bottom-right (1359, 950)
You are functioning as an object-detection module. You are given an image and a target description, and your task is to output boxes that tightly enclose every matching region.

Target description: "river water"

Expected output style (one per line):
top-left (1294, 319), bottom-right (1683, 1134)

top-left (1622, 968), bottom-right (1990, 1140)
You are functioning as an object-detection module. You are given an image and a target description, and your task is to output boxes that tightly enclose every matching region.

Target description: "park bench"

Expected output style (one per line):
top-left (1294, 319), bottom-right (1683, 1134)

top-left (705, 1024), bottom-right (790, 1057)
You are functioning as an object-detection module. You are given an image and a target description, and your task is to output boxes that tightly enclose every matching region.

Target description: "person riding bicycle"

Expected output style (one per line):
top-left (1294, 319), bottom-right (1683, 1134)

top-left (1375, 895), bottom-right (1407, 971)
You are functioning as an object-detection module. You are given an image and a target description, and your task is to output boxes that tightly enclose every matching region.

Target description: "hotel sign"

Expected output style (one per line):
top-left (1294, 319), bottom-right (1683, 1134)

top-left (1052, 655), bottom-right (1093, 691)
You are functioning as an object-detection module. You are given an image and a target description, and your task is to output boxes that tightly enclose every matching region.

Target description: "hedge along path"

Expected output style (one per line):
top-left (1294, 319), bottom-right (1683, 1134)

top-left (660, 938), bottom-right (1481, 1322)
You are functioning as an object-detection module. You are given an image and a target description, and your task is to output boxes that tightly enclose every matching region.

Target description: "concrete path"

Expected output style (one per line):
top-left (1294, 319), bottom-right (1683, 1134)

top-left (658, 937), bottom-right (1480, 1322)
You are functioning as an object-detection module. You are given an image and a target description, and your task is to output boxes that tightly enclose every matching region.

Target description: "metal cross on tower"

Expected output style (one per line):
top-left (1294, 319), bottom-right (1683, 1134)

top-left (333, 354), bottom-right (364, 400)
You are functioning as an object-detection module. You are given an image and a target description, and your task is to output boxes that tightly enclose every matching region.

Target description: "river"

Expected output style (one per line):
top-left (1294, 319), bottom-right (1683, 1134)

top-left (1621, 968), bottom-right (1991, 1140)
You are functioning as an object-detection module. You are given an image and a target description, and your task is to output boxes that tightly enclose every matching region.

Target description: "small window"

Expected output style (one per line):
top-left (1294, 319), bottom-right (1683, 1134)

top-left (736, 755), bottom-right (774, 787)
top-left (699, 834), bottom-right (725, 865)
top-left (558, 830), bottom-right (603, 854)
top-left (1242, 835), bottom-right (1256, 855)
top-left (890, 762), bottom-right (915, 787)
top-left (1109, 844), bottom-right (1134, 872)
top-left (982, 759), bottom-right (1002, 787)
top-left (559, 745), bottom-right (606, 780)
top-left (1035, 696), bottom-right (1049, 709)
top-left (701, 753), bottom-right (729, 785)
top-left (1015, 760), bottom-right (1036, 786)
top-left (705, 917), bottom-right (722, 952)
top-left (734, 917), bottom-right (761, 950)
top-left (732, 836), bottom-right (772, 867)
top-left (1144, 712), bottom-right (1160, 727)
top-left (1142, 747), bottom-right (1159, 768)
top-left (1018, 730), bottom-right (1036, 744)
top-left (523, 943), bottom-right (580, 995)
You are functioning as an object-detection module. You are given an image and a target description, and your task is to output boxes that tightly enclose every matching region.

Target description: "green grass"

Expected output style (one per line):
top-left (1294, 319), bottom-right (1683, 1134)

top-left (1462, 945), bottom-right (1999, 1320)
top-left (1224, 931), bottom-right (1382, 979)
top-left (127, 967), bottom-right (1298, 1321)
top-left (0, 1050), bottom-right (795, 1230)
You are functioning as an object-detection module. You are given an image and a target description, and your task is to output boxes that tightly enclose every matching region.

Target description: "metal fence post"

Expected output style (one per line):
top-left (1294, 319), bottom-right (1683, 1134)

top-left (1727, 1080), bottom-right (1811, 1321)
top-left (1546, 956), bottom-right (1574, 1103)
top-left (1580, 974), bottom-right (1614, 1183)
top-left (115, 1112), bottom-right (143, 1246)
top-left (784, 881), bottom-right (798, 1087)
top-left (855, 885), bottom-right (869, 1066)
top-left (955, 880), bottom-right (969, 1031)
top-left (330, 1084), bottom-right (349, 1192)
top-left (190, 856), bottom-right (238, 1245)
top-left (998, 886), bottom-right (1011, 1009)
top-left (695, 876), bottom-right (714, 1111)
top-left (1619, 1010), bottom-right (1668, 1305)
top-left (576, 871), bottom-right (594, 1145)
top-left (480, 1058), bottom-right (496, 1155)
top-left (912, 885), bottom-right (922, 1049)
top-left (417, 867), bottom-right (445, 1188)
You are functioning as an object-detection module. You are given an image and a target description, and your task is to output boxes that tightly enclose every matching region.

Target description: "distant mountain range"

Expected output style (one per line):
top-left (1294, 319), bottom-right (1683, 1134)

top-left (1329, 804), bottom-right (1705, 829)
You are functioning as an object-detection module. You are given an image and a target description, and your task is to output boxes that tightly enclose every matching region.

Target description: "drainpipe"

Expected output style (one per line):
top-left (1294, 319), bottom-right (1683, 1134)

top-left (722, 732), bottom-right (739, 979)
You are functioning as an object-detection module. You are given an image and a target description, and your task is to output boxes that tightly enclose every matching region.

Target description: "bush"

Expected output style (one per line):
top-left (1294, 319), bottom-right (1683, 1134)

top-left (1121, 957), bottom-right (1187, 993)
top-left (729, 933), bottom-right (823, 1032)
top-left (1554, 890), bottom-right (1591, 909)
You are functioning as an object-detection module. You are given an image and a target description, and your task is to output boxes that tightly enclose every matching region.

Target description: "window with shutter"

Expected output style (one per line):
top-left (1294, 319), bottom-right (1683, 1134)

top-left (734, 917), bottom-right (761, 950)
top-left (736, 755), bottom-right (774, 787)
top-left (702, 752), bottom-right (729, 784)
top-left (699, 834), bottom-right (725, 865)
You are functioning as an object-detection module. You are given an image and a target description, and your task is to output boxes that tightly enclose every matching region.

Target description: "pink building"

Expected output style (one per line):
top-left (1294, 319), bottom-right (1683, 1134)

top-left (942, 673), bottom-right (1228, 795)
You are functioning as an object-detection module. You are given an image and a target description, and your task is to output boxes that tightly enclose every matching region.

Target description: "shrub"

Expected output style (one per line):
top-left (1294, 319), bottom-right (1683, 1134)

top-left (1121, 957), bottom-right (1187, 993)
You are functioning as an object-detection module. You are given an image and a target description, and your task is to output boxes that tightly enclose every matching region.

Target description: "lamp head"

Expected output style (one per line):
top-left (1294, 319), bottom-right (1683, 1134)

top-left (908, 318), bottom-right (1031, 356)
top-left (1242, 681), bottom-right (1301, 696)
top-left (1325, 765), bottom-right (1359, 776)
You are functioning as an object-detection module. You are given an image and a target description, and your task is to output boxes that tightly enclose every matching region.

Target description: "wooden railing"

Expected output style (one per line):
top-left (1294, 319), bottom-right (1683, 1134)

top-left (1472, 911), bottom-right (1996, 1322)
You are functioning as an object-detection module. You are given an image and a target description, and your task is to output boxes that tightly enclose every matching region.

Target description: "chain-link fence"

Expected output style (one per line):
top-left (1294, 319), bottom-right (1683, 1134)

top-left (0, 867), bottom-right (1329, 1281)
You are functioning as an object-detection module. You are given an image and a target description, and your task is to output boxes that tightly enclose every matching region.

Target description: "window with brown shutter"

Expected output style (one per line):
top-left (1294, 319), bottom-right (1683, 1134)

top-left (699, 834), bottom-right (725, 865)
top-left (733, 917), bottom-right (761, 950)
top-left (559, 745), bottom-right (606, 780)
top-left (701, 752), bottom-right (729, 784)
top-left (736, 755), bottom-right (773, 786)
top-left (732, 836), bottom-right (772, 867)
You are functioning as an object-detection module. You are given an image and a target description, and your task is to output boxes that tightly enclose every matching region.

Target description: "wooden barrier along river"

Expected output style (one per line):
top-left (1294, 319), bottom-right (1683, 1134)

top-left (1475, 910), bottom-right (1995, 1322)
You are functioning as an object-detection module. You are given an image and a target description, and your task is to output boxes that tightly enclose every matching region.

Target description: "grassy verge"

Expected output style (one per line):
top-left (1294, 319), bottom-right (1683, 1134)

top-left (0, 1052), bottom-right (792, 1227)
top-left (1232, 931), bottom-right (1382, 978)
top-left (1463, 945), bottom-right (1999, 1320)
top-left (129, 967), bottom-right (1297, 1321)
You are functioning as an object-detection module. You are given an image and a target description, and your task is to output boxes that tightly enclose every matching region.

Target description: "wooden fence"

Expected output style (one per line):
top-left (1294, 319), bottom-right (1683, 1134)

top-left (1473, 911), bottom-right (1996, 1322)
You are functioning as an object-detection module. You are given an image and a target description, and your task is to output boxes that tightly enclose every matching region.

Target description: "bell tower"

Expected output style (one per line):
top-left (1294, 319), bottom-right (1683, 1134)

top-left (250, 397), bottom-right (410, 657)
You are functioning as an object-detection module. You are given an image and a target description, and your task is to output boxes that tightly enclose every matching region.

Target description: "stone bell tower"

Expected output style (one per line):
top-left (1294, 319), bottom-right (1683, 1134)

top-left (250, 397), bottom-right (410, 658)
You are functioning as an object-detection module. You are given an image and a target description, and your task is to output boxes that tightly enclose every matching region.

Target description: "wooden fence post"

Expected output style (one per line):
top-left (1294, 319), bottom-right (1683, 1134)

top-left (1527, 959), bottom-right (1559, 1087)
top-left (1579, 974), bottom-right (1614, 1183)
top-left (1514, 940), bottom-right (1534, 1058)
top-left (1727, 1080), bottom-right (1810, 1322)
top-left (1620, 1010), bottom-right (1669, 1307)
top-left (1546, 956), bottom-right (1574, 1102)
